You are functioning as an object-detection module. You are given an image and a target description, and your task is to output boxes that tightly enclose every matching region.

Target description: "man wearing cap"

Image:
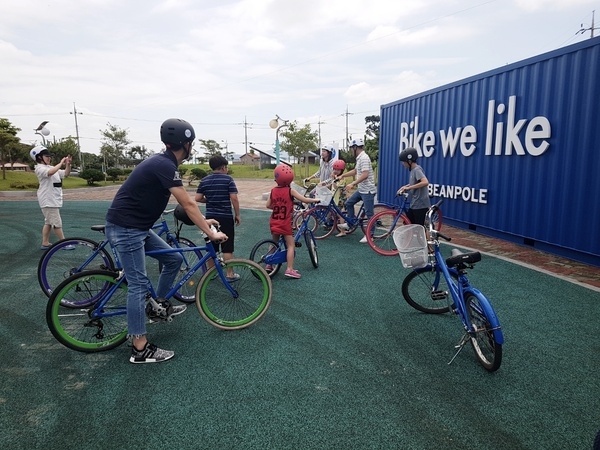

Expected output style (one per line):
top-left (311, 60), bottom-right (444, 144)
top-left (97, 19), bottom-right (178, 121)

top-left (336, 138), bottom-right (376, 243)
top-left (30, 145), bottom-right (72, 249)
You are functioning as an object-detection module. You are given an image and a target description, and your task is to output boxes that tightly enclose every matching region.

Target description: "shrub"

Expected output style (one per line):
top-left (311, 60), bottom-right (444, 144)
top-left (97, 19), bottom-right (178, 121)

top-left (106, 168), bottom-right (124, 183)
top-left (80, 169), bottom-right (104, 186)
top-left (190, 168), bottom-right (208, 179)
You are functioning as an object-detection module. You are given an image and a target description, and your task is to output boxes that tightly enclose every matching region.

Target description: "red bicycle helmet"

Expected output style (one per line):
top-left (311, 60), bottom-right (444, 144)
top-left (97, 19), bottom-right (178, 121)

top-left (332, 159), bottom-right (346, 171)
top-left (274, 165), bottom-right (294, 186)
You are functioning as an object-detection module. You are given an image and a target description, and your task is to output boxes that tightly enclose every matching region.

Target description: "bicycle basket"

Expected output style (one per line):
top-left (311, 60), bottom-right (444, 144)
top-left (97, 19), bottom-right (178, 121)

top-left (393, 224), bottom-right (428, 269)
top-left (314, 185), bottom-right (333, 204)
top-left (291, 182), bottom-right (306, 196)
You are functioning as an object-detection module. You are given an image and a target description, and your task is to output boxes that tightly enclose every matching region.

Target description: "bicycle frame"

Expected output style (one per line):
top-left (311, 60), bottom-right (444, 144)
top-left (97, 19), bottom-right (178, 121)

top-left (429, 244), bottom-right (504, 346)
top-left (311, 193), bottom-right (366, 228)
top-left (88, 237), bottom-right (236, 320)
top-left (263, 212), bottom-right (316, 266)
top-left (68, 211), bottom-right (193, 274)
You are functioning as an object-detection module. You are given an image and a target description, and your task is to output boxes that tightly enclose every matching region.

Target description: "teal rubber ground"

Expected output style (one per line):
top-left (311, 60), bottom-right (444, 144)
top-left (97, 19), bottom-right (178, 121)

top-left (1, 200), bottom-right (599, 449)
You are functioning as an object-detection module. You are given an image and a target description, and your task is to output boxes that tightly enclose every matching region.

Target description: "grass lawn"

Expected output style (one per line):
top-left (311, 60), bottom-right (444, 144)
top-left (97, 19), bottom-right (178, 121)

top-left (0, 163), bottom-right (320, 192)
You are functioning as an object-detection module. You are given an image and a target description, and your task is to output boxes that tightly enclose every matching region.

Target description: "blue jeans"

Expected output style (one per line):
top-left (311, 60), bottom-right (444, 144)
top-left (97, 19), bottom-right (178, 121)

top-left (345, 190), bottom-right (376, 221)
top-left (105, 222), bottom-right (183, 337)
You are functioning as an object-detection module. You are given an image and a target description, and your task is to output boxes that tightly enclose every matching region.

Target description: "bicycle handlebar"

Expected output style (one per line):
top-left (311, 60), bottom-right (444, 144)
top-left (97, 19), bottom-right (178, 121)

top-left (427, 199), bottom-right (451, 241)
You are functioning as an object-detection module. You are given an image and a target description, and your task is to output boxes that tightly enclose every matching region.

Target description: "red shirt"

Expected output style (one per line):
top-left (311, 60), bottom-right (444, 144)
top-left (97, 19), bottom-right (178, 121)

top-left (269, 186), bottom-right (293, 235)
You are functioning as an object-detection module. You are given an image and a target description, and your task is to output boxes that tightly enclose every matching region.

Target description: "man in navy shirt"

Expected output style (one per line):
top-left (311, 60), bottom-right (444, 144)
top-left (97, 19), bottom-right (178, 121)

top-left (195, 155), bottom-right (241, 281)
top-left (106, 118), bottom-right (227, 364)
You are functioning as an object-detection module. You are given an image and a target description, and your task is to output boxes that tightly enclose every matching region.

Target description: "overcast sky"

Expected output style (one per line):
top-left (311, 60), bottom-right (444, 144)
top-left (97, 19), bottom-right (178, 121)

top-left (1, 0), bottom-right (597, 159)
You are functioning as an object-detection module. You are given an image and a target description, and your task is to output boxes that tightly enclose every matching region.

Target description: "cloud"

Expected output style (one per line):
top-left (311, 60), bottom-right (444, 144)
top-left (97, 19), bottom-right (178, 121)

top-left (515, 0), bottom-right (596, 12)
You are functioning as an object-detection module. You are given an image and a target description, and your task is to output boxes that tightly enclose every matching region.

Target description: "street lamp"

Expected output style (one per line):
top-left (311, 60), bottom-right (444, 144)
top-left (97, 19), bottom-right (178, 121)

top-left (269, 115), bottom-right (289, 165)
top-left (34, 121), bottom-right (50, 146)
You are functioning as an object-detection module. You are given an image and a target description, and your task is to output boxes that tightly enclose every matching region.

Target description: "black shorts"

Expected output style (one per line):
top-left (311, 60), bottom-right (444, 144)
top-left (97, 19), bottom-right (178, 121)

top-left (208, 216), bottom-right (235, 254)
top-left (407, 208), bottom-right (428, 227)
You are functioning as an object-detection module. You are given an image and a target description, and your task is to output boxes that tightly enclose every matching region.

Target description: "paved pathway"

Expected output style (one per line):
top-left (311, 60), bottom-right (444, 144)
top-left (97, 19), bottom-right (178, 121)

top-left (2, 179), bottom-right (599, 290)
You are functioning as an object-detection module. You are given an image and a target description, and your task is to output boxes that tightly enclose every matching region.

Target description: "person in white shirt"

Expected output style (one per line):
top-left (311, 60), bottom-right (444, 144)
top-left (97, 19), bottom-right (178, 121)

top-left (335, 138), bottom-right (376, 243)
top-left (31, 146), bottom-right (71, 249)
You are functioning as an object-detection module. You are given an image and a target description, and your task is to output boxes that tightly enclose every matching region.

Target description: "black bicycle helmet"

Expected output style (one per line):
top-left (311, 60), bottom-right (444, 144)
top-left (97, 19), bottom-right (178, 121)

top-left (160, 118), bottom-right (196, 150)
top-left (399, 147), bottom-right (419, 163)
top-left (174, 204), bottom-right (195, 225)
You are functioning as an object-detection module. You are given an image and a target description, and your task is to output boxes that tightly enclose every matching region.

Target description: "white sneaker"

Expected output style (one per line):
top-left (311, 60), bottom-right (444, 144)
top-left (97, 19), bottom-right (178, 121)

top-left (359, 236), bottom-right (368, 243)
top-left (338, 223), bottom-right (349, 230)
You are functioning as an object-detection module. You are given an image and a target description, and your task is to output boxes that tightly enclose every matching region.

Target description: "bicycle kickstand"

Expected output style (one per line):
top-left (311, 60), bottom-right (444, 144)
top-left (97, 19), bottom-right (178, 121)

top-left (447, 333), bottom-right (470, 365)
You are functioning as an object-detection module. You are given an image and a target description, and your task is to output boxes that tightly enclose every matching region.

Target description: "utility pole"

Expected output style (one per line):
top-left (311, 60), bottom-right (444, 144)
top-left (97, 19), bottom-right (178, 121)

top-left (241, 116), bottom-right (253, 155)
top-left (317, 116), bottom-right (326, 149)
top-left (342, 106), bottom-right (353, 152)
top-left (70, 103), bottom-right (83, 169)
top-left (578, 10), bottom-right (598, 38)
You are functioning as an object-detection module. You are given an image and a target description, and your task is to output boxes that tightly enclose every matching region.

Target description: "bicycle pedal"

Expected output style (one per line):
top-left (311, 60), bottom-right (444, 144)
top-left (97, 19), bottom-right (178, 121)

top-left (430, 290), bottom-right (448, 300)
top-left (295, 242), bottom-right (302, 248)
top-left (145, 298), bottom-right (173, 322)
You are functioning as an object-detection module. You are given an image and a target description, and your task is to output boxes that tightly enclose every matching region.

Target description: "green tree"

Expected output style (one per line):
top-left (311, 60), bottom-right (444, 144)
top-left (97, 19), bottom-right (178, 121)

top-left (198, 139), bottom-right (223, 159)
top-left (280, 122), bottom-right (318, 163)
top-left (0, 118), bottom-right (22, 180)
top-left (81, 153), bottom-right (103, 171)
top-left (364, 115), bottom-right (380, 162)
top-left (125, 145), bottom-right (151, 165)
top-left (100, 123), bottom-right (131, 169)
top-left (47, 137), bottom-right (79, 166)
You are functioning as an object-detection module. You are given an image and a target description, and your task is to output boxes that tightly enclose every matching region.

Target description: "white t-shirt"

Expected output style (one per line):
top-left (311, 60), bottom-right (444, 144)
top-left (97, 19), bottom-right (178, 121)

top-left (355, 152), bottom-right (376, 194)
top-left (35, 164), bottom-right (65, 208)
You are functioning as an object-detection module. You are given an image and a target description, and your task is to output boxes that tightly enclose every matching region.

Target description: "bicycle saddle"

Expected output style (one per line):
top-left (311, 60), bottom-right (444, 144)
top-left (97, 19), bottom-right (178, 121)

top-left (445, 249), bottom-right (481, 268)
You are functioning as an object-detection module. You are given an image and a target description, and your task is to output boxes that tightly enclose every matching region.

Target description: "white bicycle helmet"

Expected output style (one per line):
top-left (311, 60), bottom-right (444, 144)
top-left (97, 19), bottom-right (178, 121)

top-left (30, 145), bottom-right (50, 161)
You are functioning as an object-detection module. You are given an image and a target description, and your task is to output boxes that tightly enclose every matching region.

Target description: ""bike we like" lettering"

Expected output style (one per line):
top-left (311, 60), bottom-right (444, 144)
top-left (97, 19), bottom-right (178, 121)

top-left (399, 95), bottom-right (551, 158)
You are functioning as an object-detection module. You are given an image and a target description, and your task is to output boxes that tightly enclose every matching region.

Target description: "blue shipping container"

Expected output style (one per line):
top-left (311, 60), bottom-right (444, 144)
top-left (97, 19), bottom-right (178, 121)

top-left (379, 36), bottom-right (600, 266)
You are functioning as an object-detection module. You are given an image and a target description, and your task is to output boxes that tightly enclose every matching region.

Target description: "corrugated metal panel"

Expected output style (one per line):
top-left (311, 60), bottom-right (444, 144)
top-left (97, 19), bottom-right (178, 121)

top-left (379, 36), bottom-right (600, 265)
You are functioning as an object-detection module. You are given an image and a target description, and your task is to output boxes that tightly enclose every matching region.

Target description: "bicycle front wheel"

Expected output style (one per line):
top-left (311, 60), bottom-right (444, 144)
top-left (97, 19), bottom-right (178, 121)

top-left (304, 231), bottom-right (318, 268)
top-left (366, 210), bottom-right (410, 256)
top-left (196, 259), bottom-right (272, 330)
top-left (46, 270), bottom-right (128, 352)
top-left (466, 294), bottom-right (503, 372)
top-left (401, 266), bottom-right (453, 314)
top-left (38, 237), bottom-right (115, 298)
top-left (249, 239), bottom-right (281, 277)
top-left (308, 206), bottom-right (337, 239)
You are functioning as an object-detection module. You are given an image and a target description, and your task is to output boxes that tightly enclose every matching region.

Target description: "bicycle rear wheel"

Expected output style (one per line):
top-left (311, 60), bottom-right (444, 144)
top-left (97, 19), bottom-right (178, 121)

top-left (46, 270), bottom-right (128, 352)
top-left (304, 231), bottom-right (318, 268)
top-left (308, 206), bottom-right (337, 239)
top-left (366, 210), bottom-right (410, 256)
top-left (196, 259), bottom-right (272, 330)
top-left (401, 266), bottom-right (453, 314)
top-left (38, 237), bottom-right (115, 298)
top-left (466, 294), bottom-right (502, 372)
top-left (249, 239), bottom-right (281, 277)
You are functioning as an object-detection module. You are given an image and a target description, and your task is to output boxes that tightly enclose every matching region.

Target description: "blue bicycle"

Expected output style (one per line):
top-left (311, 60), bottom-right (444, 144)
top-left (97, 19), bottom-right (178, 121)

top-left (400, 200), bottom-right (504, 372)
top-left (303, 185), bottom-right (392, 240)
top-left (46, 228), bottom-right (273, 352)
top-left (249, 207), bottom-right (318, 277)
top-left (37, 209), bottom-right (204, 303)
